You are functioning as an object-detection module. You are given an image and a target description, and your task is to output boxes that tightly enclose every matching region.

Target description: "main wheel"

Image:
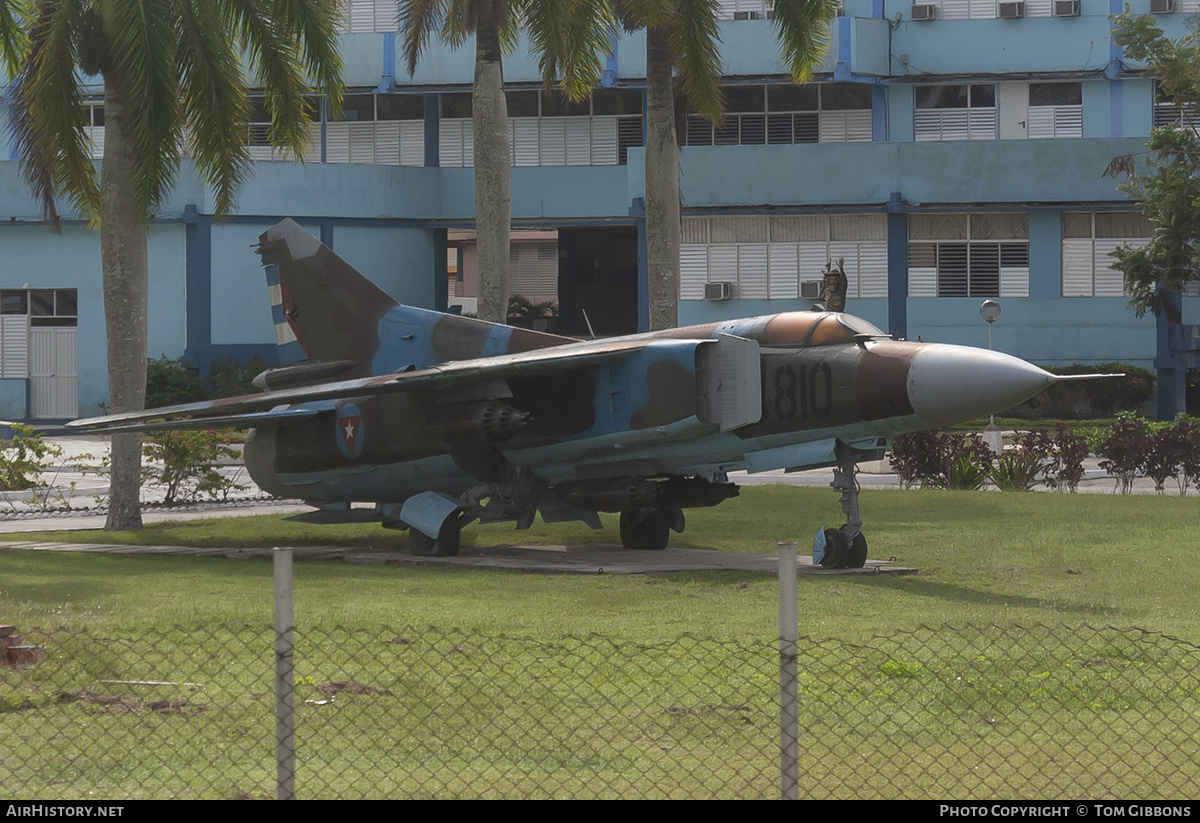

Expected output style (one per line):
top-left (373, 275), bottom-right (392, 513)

top-left (820, 527), bottom-right (849, 569)
top-left (845, 529), bottom-right (868, 569)
top-left (619, 509), bottom-right (671, 551)
top-left (409, 518), bottom-right (461, 557)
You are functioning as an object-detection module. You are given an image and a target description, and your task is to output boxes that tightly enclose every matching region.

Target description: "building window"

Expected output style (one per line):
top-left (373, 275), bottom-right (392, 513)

top-left (680, 214), bottom-right (888, 301)
top-left (509, 242), bottom-right (559, 297)
top-left (439, 88), bottom-right (643, 168)
top-left (1154, 81), bottom-right (1197, 130)
top-left (325, 93), bottom-right (425, 166)
top-left (337, 0), bottom-right (396, 33)
top-left (914, 85), bottom-right (997, 141)
top-left (932, 0), bottom-right (1061, 19)
top-left (84, 102), bottom-right (104, 159)
top-left (908, 214), bottom-right (1029, 297)
top-left (244, 95), bottom-right (321, 162)
top-left (716, 0), bottom-right (774, 18)
top-left (1028, 82), bottom-right (1082, 138)
top-left (683, 84), bottom-right (872, 147)
top-left (1062, 212), bottom-right (1152, 297)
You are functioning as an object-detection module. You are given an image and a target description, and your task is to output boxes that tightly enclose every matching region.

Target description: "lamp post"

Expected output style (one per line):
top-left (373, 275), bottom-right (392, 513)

top-left (980, 300), bottom-right (1004, 455)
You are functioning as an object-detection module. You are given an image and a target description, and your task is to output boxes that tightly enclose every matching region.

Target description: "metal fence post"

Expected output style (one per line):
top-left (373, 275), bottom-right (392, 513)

top-left (274, 546), bottom-right (295, 800)
top-left (778, 541), bottom-right (799, 800)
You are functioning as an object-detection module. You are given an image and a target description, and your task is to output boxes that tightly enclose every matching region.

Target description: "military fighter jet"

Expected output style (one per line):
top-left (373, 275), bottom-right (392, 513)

top-left (70, 219), bottom-right (1070, 566)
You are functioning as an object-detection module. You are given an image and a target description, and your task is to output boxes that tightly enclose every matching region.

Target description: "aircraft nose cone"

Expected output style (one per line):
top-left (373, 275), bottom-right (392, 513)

top-left (907, 344), bottom-right (1055, 428)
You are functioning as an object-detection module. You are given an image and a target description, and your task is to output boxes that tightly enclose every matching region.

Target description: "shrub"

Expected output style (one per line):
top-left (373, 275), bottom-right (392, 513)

top-left (145, 355), bottom-right (210, 408)
top-left (142, 429), bottom-right (243, 506)
top-left (890, 431), bottom-right (994, 490)
top-left (1098, 412), bottom-right (1153, 494)
top-left (1004, 362), bottom-right (1155, 419)
top-left (888, 429), bottom-right (949, 489)
top-left (0, 424), bottom-right (62, 491)
top-left (990, 430), bottom-right (1051, 492)
top-left (1041, 424), bottom-right (1089, 493)
top-left (146, 355), bottom-right (268, 409)
top-left (210, 356), bottom-right (267, 398)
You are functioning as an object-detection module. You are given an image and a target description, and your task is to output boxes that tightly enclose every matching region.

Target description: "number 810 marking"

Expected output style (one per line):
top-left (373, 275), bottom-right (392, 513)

top-left (771, 363), bottom-right (833, 421)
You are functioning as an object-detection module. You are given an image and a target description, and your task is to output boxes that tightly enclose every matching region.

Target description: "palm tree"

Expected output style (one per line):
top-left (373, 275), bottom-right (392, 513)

top-left (620, 0), bottom-right (840, 330)
top-left (401, 0), bottom-right (615, 324)
top-left (0, 0), bottom-right (26, 75)
top-left (12, 0), bottom-right (343, 531)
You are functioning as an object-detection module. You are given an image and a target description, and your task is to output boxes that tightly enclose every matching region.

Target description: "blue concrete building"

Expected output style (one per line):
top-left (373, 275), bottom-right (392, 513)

top-left (0, 0), bottom-right (1195, 420)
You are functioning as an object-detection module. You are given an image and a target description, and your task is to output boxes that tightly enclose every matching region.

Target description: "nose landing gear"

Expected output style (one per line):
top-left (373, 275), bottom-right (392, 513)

top-left (816, 446), bottom-right (870, 570)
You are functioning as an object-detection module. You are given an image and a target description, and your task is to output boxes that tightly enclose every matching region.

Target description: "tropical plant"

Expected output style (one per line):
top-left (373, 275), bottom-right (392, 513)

top-left (401, 0), bottom-right (615, 325)
top-left (1098, 411), bottom-right (1154, 494)
top-left (617, 0), bottom-right (841, 330)
top-left (1107, 7), bottom-right (1200, 321)
top-left (1041, 423), bottom-right (1089, 493)
top-left (0, 423), bottom-right (62, 491)
top-left (12, 0), bottom-right (344, 530)
top-left (989, 430), bottom-right (1051, 492)
top-left (142, 429), bottom-right (243, 506)
top-left (0, 0), bottom-right (26, 75)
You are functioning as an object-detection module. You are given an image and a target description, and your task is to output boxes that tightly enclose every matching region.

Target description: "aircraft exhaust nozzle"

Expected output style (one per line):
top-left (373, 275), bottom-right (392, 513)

top-left (906, 344), bottom-right (1056, 428)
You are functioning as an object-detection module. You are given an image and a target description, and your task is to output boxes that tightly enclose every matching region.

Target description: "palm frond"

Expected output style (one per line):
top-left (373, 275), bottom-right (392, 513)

top-left (0, 0), bottom-right (30, 77)
top-left (223, 0), bottom-right (308, 160)
top-left (400, 0), bottom-right (447, 75)
top-left (670, 0), bottom-right (723, 123)
top-left (268, 0), bottom-right (344, 116)
top-left (441, 0), bottom-right (470, 48)
top-left (175, 0), bottom-right (250, 217)
top-left (12, 0), bottom-right (97, 228)
top-left (524, 0), bottom-right (616, 101)
top-left (770, 0), bottom-right (838, 83)
top-left (616, 0), bottom-right (673, 29)
top-left (102, 0), bottom-right (183, 216)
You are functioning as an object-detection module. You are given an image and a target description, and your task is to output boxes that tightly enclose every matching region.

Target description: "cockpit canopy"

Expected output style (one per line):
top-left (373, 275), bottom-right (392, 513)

top-left (758, 312), bottom-right (888, 348)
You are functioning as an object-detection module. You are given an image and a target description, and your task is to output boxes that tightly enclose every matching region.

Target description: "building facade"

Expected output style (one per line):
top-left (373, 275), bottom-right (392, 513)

top-left (0, 0), bottom-right (1194, 420)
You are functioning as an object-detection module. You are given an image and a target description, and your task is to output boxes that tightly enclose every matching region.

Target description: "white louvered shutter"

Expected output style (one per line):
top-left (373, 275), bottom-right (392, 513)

top-left (768, 245), bottom-right (799, 299)
top-left (590, 118), bottom-right (618, 165)
top-left (738, 244), bottom-right (769, 299)
top-left (680, 245), bottom-right (709, 300)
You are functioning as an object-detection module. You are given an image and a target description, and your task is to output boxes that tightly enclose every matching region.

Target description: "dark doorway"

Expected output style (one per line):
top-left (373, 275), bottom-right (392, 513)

top-left (556, 227), bottom-right (638, 337)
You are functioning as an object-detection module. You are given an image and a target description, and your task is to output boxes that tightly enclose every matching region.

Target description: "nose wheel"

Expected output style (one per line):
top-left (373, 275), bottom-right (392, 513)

top-left (816, 449), bottom-right (869, 570)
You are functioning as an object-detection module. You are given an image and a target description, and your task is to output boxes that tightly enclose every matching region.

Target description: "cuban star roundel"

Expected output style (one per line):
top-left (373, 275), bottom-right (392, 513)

top-left (336, 403), bottom-right (364, 459)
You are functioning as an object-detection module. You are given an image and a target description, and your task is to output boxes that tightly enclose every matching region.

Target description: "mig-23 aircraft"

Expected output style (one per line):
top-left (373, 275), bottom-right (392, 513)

top-left (70, 219), bottom-right (1073, 567)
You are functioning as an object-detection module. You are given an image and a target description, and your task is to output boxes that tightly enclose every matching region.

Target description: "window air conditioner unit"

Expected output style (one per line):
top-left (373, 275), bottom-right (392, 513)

top-left (1052, 0), bottom-right (1080, 16)
top-left (1150, 0), bottom-right (1176, 13)
top-left (911, 3), bottom-right (938, 20)
top-left (800, 280), bottom-right (823, 300)
top-left (704, 281), bottom-right (735, 301)
top-left (999, 2), bottom-right (1025, 17)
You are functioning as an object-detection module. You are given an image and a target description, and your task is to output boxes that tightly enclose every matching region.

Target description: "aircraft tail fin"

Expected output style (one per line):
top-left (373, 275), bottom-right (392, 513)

top-left (257, 218), bottom-right (401, 370)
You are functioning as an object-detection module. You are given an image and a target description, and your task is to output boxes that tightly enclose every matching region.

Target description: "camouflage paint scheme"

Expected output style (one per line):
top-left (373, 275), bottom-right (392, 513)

top-left (70, 220), bottom-right (1060, 556)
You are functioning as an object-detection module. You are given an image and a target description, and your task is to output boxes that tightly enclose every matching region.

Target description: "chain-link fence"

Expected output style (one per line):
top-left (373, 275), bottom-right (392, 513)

top-left (3, 623), bottom-right (1199, 799)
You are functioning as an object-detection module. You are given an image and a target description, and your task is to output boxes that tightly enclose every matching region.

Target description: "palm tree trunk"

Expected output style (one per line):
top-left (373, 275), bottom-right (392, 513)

top-left (472, 0), bottom-right (511, 325)
top-left (644, 25), bottom-right (679, 331)
top-left (99, 81), bottom-right (146, 531)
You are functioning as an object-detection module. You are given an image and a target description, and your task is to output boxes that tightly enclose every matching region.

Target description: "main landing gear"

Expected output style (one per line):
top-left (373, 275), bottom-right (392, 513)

top-left (818, 449), bottom-right (869, 570)
top-left (618, 508), bottom-right (685, 551)
top-left (408, 517), bottom-right (463, 557)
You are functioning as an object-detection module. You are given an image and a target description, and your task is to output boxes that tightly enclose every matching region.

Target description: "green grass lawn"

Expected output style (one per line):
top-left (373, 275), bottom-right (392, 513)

top-left (4, 486), bottom-right (1200, 799)
top-left (2, 486), bottom-right (1197, 641)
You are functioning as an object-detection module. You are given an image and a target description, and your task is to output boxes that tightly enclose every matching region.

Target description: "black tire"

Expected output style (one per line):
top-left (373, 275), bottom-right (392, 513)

top-left (845, 529), bottom-right (868, 569)
top-left (409, 518), bottom-right (461, 557)
top-left (619, 509), bottom-right (671, 551)
top-left (820, 527), bottom-right (850, 569)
